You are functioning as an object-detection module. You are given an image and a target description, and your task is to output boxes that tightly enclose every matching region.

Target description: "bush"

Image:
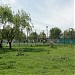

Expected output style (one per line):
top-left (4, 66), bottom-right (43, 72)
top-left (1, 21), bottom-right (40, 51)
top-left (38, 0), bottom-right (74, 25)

top-left (16, 49), bottom-right (24, 56)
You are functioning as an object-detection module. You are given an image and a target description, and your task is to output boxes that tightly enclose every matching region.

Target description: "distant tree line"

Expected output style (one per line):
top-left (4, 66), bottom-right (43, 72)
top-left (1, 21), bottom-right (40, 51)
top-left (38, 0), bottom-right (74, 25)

top-left (28, 27), bottom-right (75, 43)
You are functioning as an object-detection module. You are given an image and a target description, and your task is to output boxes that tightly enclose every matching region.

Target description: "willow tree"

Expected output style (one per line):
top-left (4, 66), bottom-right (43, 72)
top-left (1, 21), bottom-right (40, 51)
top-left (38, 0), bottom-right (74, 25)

top-left (14, 10), bottom-right (31, 45)
top-left (0, 5), bottom-right (32, 48)
top-left (0, 5), bottom-right (13, 48)
top-left (3, 25), bottom-right (15, 49)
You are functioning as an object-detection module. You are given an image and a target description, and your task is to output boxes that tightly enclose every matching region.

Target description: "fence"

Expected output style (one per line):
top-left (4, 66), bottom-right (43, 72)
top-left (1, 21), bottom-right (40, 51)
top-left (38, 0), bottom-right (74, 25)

top-left (59, 38), bottom-right (75, 44)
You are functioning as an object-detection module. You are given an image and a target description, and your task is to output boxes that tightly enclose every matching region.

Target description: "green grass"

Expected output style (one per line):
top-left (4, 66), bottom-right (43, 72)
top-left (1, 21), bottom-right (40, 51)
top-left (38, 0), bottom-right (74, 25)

top-left (0, 45), bottom-right (75, 75)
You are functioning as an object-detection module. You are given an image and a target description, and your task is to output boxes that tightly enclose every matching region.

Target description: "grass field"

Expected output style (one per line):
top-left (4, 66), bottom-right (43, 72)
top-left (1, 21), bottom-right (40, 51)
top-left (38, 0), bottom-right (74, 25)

top-left (0, 45), bottom-right (75, 75)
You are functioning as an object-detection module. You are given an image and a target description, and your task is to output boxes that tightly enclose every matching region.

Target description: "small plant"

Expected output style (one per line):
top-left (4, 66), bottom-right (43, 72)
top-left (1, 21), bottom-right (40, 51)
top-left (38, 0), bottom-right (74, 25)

top-left (16, 49), bottom-right (24, 56)
top-left (50, 42), bottom-right (54, 48)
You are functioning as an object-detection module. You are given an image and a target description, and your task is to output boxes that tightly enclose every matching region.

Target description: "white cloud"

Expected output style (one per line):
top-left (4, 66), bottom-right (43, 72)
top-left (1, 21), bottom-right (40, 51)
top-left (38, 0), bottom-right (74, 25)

top-left (32, 0), bottom-right (74, 31)
top-left (0, 0), bottom-right (16, 4)
top-left (49, 5), bottom-right (73, 25)
top-left (9, 0), bottom-right (16, 4)
top-left (0, 0), bottom-right (74, 32)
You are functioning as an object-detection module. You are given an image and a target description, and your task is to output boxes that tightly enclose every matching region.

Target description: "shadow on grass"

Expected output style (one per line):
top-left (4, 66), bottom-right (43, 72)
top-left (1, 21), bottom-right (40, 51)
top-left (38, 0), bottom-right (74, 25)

top-left (22, 47), bottom-right (47, 52)
top-left (0, 48), bottom-right (11, 54)
top-left (0, 47), bottom-right (47, 54)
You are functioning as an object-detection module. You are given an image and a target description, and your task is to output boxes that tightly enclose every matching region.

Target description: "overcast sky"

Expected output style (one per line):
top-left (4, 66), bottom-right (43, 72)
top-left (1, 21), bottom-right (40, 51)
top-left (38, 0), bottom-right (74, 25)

top-left (0, 0), bottom-right (74, 33)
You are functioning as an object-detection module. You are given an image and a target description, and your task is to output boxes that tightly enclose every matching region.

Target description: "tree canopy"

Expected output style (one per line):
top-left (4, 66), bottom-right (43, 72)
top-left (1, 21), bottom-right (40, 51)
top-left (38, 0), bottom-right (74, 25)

top-left (0, 5), bottom-right (31, 48)
top-left (50, 27), bottom-right (61, 39)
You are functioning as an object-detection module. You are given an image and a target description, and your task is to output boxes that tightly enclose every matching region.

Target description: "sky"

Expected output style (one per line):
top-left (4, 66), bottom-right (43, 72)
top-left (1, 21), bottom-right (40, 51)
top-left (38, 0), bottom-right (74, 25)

top-left (0, 0), bottom-right (74, 33)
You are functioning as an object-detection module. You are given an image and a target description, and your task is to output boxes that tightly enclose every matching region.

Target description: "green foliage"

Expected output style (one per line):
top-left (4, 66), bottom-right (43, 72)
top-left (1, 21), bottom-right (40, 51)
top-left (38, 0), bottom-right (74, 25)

top-left (20, 10), bottom-right (31, 28)
top-left (0, 5), bottom-right (31, 48)
top-left (29, 31), bottom-right (38, 41)
top-left (50, 27), bottom-right (61, 39)
top-left (0, 5), bottom-right (13, 23)
top-left (39, 31), bottom-right (46, 39)
top-left (63, 29), bottom-right (75, 39)
top-left (3, 25), bottom-right (15, 41)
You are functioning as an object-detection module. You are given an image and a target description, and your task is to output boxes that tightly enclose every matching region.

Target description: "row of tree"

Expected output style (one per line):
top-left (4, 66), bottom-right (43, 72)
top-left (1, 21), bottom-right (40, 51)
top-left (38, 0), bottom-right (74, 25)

top-left (27, 27), bottom-right (75, 42)
top-left (0, 5), bottom-right (75, 49)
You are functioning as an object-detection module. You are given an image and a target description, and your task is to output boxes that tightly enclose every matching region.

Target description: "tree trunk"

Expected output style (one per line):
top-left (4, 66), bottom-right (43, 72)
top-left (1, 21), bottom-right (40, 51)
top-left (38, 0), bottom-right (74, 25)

top-left (19, 39), bottom-right (20, 46)
top-left (0, 40), bottom-right (2, 48)
top-left (9, 41), bottom-right (12, 49)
